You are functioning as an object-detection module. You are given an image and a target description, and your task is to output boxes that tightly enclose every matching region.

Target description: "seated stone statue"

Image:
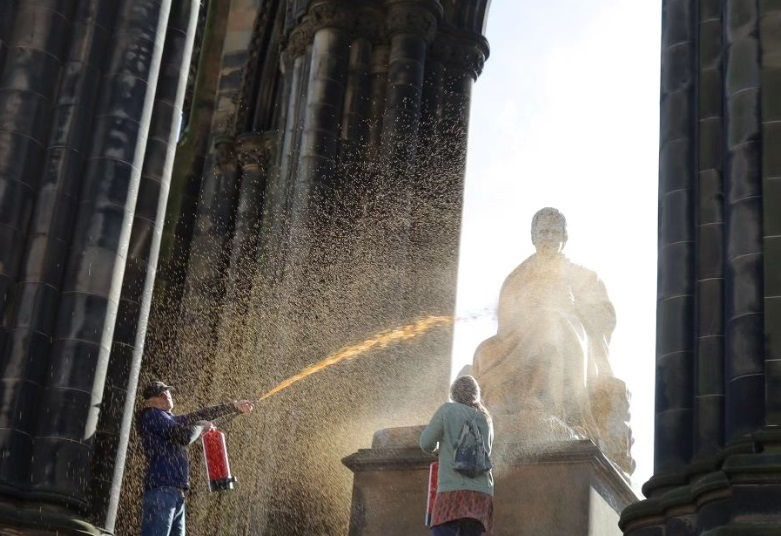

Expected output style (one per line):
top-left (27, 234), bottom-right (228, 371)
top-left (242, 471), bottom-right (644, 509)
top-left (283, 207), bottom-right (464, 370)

top-left (472, 207), bottom-right (634, 474)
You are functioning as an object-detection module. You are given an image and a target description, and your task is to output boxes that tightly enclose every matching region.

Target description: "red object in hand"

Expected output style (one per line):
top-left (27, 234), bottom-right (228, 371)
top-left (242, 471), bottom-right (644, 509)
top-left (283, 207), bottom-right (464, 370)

top-left (425, 461), bottom-right (439, 526)
top-left (202, 429), bottom-right (237, 492)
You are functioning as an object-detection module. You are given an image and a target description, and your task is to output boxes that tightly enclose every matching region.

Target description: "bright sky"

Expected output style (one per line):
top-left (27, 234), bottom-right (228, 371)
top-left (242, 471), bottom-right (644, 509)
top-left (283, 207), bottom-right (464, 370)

top-left (453, 0), bottom-right (661, 495)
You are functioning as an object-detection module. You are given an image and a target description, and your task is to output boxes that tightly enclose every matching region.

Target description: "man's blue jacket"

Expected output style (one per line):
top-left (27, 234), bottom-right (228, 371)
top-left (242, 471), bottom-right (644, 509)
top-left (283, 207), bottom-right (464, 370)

top-left (138, 403), bottom-right (236, 491)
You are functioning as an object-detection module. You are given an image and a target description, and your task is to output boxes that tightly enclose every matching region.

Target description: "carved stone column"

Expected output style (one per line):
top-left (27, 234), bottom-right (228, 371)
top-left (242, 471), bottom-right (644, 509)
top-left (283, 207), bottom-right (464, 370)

top-left (266, 15), bottom-right (312, 319)
top-left (91, 2), bottom-right (201, 530)
top-left (211, 131), bottom-right (274, 381)
top-left (403, 28), bottom-right (487, 404)
top-left (762, 0), bottom-right (781, 429)
top-left (261, 6), bottom-right (357, 534)
top-left (367, 30), bottom-right (389, 151)
top-left (287, 0), bottom-right (353, 234)
top-left (249, 1), bottom-right (285, 133)
top-left (31, 0), bottom-right (171, 509)
top-left (276, 1), bottom-right (355, 366)
top-left (0, 1), bottom-right (175, 534)
top-left (722, 0), bottom-right (764, 443)
top-left (419, 29), bottom-right (487, 283)
top-left (354, 0), bottom-right (441, 343)
top-left (0, 0), bottom-right (91, 496)
top-left (231, 131), bottom-right (274, 291)
top-left (338, 8), bottom-right (376, 167)
top-left (277, 16), bottom-right (313, 189)
top-left (651, 0), bottom-right (697, 490)
top-left (693, 0), bottom-right (725, 466)
top-left (381, 0), bottom-right (441, 166)
top-left (186, 131), bottom-right (276, 534)
top-left (621, 1), bottom-right (781, 534)
top-left (169, 134), bottom-right (240, 405)
top-left (0, 2), bottom-right (18, 72)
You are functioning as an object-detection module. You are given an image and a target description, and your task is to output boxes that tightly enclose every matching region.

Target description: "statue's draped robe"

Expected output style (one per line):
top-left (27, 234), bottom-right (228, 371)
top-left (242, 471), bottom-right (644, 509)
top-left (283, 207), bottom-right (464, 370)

top-left (473, 252), bottom-right (615, 439)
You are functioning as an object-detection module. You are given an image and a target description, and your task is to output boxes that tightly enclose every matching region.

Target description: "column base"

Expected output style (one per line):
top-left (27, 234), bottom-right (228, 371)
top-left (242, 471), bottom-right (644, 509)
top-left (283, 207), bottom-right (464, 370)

top-left (0, 500), bottom-right (106, 535)
top-left (621, 428), bottom-right (781, 535)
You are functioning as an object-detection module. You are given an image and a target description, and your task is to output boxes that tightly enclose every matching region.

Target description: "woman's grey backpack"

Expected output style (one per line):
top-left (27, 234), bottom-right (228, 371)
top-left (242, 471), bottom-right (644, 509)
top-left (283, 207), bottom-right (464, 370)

top-left (452, 418), bottom-right (492, 477)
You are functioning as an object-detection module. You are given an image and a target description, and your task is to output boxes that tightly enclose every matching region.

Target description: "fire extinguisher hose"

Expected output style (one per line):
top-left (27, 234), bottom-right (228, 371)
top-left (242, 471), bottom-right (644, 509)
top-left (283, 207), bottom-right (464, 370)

top-left (212, 411), bottom-right (240, 426)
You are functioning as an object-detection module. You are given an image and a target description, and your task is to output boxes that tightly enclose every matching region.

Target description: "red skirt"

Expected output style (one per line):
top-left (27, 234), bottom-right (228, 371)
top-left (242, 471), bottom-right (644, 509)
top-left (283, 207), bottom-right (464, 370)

top-left (431, 490), bottom-right (494, 535)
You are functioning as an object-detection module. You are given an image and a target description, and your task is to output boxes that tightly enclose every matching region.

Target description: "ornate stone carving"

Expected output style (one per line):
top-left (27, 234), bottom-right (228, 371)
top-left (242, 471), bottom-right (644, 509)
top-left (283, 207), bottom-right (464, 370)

top-left (308, 0), bottom-right (356, 33)
top-left (431, 30), bottom-right (490, 79)
top-left (385, 0), bottom-right (442, 43)
top-left (213, 135), bottom-right (236, 169)
top-left (285, 0), bottom-right (364, 58)
top-left (353, 7), bottom-right (385, 43)
top-left (234, 131), bottom-right (275, 171)
top-left (286, 15), bottom-right (315, 58)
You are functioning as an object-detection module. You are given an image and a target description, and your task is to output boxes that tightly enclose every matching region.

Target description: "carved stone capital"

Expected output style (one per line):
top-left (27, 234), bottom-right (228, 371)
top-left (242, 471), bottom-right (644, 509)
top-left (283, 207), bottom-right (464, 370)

top-left (354, 7), bottom-right (385, 42)
top-left (235, 133), bottom-right (265, 171)
top-left (431, 30), bottom-right (490, 79)
top-left (286, 1), bottom-right (359, 57)
top-left (213, 135), bottom-right (236, 169)
top-left (286, 15), bottom-right (315, 58)
top-left (235, 131), bottom-right (276, 171)
top-left (385, 0), bottom-right (443, 43)
top-left (309, 0), bottom-right (356, 33)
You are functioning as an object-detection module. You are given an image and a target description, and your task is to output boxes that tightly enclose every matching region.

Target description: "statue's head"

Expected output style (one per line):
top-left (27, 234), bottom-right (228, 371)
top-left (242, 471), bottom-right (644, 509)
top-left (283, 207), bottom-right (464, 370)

top-left (531, 207), bottom-right (567, 255)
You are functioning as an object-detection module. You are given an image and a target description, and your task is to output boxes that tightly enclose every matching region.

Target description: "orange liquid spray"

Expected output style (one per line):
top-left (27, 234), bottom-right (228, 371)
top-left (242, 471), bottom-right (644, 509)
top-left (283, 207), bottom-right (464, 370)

top-left (258, 315), bottom-right (453, 402)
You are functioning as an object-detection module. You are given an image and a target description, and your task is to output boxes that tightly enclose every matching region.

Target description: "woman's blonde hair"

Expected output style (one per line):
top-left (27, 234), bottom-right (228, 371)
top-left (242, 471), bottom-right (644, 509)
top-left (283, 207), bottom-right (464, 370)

top-left (450, 375), bottom-right (492, 422)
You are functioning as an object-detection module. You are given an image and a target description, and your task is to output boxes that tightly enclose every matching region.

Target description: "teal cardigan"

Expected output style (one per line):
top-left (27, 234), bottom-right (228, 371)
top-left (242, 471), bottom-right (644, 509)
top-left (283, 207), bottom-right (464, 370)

top-left (420, 402), bottom-right (494, 496)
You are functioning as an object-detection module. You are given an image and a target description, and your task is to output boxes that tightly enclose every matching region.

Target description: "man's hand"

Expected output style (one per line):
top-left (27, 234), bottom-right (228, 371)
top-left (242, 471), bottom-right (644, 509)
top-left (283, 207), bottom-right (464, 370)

top-left (196, 420), bottom-right (216, 433)
top-left (234, 400), bottom-right (255, 415)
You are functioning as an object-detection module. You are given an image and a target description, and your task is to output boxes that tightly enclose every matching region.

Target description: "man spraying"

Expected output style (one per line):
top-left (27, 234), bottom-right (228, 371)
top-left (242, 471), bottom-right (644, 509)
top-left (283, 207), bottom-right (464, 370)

top-left (138, 380), bottom-right (255, 536)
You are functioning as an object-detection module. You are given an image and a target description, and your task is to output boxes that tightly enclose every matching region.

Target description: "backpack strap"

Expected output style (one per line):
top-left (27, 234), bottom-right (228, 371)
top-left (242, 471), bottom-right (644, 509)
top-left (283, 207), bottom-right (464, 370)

top-left (454, 421), bottom-right (470, 451)
top-left (467, 419), bottom-right (483, 442)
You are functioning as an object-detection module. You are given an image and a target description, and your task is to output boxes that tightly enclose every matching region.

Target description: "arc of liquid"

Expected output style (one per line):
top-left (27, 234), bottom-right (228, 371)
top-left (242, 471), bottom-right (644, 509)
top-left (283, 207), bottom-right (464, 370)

top-left (257, 315), bottom-right (453, 402)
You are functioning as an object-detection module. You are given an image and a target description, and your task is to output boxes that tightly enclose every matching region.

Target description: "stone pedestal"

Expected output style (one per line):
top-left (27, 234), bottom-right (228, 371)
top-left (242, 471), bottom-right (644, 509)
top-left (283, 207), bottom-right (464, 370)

top-left (343, 426), bottom-right (639, 536)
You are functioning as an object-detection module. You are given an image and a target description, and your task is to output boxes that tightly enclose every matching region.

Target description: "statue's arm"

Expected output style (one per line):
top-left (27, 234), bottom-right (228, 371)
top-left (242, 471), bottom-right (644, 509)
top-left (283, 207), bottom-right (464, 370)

top-left (572, 269), bottom-right (616, 377)
top-left (496, 270), bottom-right (521, 337)
top-left (574, 270), bottom-right (616, 339)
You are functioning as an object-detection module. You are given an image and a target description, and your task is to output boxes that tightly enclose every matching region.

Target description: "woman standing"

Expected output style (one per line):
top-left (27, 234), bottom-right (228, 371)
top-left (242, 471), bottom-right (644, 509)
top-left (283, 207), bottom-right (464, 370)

top-left (420, 375), bottom-right (494, 536)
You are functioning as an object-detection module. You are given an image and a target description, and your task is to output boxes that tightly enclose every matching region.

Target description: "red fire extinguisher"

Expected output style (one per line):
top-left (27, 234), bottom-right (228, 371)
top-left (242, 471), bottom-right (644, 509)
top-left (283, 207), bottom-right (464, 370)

top-left (202, 428), bottom-right (237, 492)
top-left (425, 461), bottom-right (439, 526)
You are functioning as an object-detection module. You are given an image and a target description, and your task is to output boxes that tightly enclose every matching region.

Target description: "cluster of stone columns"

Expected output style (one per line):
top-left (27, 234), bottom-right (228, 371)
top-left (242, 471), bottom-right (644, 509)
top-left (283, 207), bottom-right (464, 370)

top-left (0, 1), bottom-right (200, 533)
top-left (620, 0), bottom-right (781, 534)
